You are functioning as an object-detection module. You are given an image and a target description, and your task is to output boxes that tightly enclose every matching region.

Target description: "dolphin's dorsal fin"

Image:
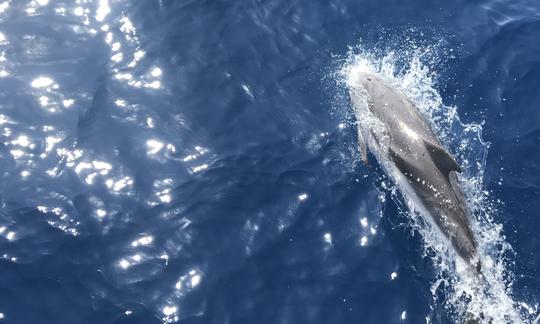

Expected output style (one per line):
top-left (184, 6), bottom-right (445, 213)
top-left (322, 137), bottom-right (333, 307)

top-left (423, 140), bottom-right (462, 175)
top-left (448, 170), bottom-right (473, 222)
top-left (448, 171), bottom-right (468, 208)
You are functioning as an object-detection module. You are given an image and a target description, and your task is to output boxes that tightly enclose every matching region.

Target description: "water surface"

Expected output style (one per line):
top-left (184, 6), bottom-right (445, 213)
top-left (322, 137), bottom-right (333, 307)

top-left (0, 0), bottom-right (539, 323)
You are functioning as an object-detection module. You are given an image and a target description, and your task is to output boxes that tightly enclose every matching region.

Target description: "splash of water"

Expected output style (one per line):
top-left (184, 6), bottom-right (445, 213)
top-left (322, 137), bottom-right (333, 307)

top-left (335, 43), bottom-right (533, 323)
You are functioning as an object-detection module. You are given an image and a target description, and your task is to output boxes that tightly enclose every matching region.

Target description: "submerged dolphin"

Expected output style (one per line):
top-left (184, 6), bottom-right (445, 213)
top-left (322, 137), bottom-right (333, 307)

top-left (349, 72), bottom-right (480, 270)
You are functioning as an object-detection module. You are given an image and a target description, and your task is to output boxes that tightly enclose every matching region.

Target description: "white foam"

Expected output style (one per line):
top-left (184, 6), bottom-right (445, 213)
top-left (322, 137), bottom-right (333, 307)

top-left (337, 44), bottom-right (531, 323)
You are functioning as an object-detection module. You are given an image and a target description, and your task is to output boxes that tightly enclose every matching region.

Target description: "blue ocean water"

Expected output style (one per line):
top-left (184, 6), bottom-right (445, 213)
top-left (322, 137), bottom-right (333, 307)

top-left (0, 0), bottom-right (538, 323)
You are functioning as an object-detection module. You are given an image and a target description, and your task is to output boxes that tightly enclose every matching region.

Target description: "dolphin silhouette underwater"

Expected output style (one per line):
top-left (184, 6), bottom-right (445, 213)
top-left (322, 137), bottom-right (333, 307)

top-left (348, 72), bottom-right (481, 271)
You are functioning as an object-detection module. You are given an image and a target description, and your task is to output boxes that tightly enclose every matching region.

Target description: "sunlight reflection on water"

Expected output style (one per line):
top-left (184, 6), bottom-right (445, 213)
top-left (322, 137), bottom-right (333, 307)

top-left (0, 1), bottom-right (208, 321)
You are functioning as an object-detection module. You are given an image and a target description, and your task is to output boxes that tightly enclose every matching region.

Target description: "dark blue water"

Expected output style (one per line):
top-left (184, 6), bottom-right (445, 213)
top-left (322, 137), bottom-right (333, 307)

top-left (0, 0), bottom-right (538, 323)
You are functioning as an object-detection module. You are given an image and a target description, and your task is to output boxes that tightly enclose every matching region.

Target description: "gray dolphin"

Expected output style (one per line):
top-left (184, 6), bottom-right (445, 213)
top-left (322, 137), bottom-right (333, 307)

top-left (349, 72), bottom-right (480, 271)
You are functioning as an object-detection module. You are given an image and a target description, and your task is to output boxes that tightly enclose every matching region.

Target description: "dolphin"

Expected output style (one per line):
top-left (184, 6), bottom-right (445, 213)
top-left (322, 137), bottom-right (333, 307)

top-left (348, 72), bottom-right (480, 271)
